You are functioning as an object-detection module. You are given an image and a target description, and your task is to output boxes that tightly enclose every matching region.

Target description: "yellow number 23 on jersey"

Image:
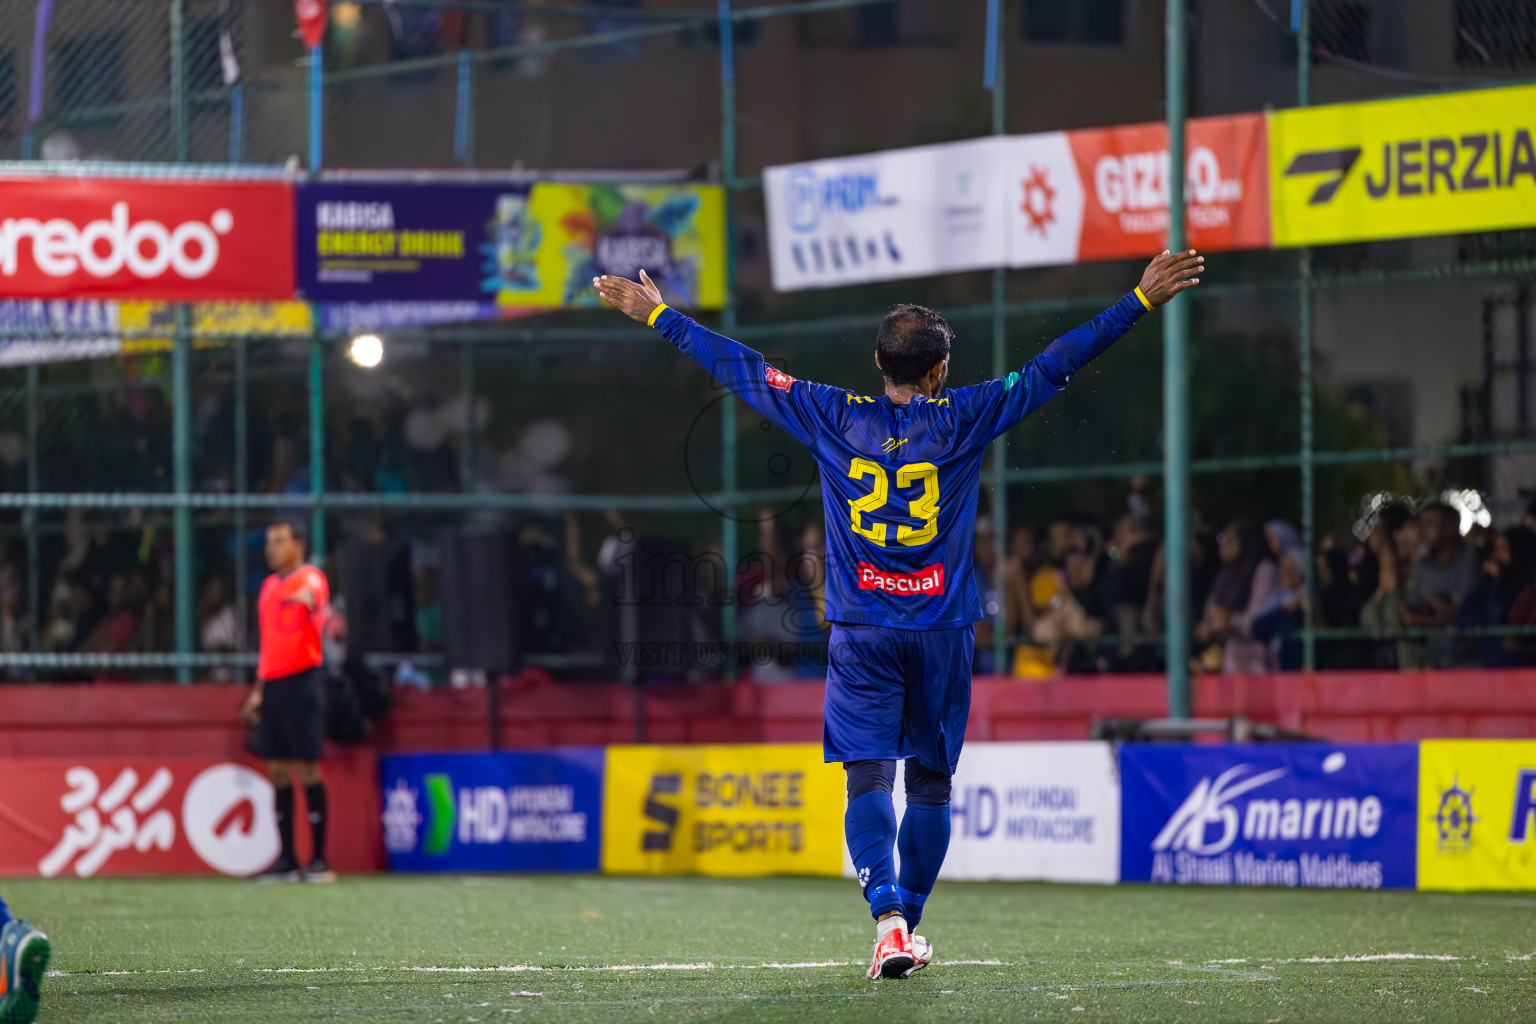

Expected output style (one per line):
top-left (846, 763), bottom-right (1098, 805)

top-left (846, 458), bottom-right (940, 547)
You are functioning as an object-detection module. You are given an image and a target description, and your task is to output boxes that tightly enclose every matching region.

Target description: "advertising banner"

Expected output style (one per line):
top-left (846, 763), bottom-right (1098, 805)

top-left (379, 749), bottom-right (604, 873)
top-left (1006, 112), bottom-right (1271, 266)
top-left (763, 137), bottom-right (1011, 292)
top-left (1270, 82), bottom-right (1536, 247)
top-left (1121, 744), bottom-right (1418, 890)
top-left (845, 742), bottom-right (1120, 884)
top-left (0, 178), bottom-right (295, 300)
top-left (295, 182), bottom-right (515, 303)
top-left (116, 300), bottom-right (312, 352)
top-left (0, 299), bottom-right (120, 365)
top-left (298, 181), bottom-right (724, 310)
top-left (602, 744), bottom-right (844, 877)
top-left (0, 754), bottom-right (381, 876)
top-left (1419, 740), bottom-right (1536, 892)
top-left (497, 183), bottom-right (725, 309)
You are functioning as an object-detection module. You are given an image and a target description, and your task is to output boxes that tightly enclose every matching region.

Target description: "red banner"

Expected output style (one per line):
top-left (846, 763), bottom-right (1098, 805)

top-left (0, 755), bottom-right (381, 876)
top-left (1071, 112), bottom-right (1271, 261)
top-left (0, 178), bottom-right (295, 300)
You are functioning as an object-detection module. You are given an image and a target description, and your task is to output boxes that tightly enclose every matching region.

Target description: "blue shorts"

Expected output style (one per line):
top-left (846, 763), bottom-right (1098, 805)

top-left (822, 622), bottom-right (974, 775)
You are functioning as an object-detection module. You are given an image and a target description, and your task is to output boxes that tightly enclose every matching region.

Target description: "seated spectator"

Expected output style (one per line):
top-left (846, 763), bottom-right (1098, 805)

top-left (1398, 501), bottom-right (1477, 668)
top-left (1315, 533), bottom-right (1375, 669)
top-left (1105, 513), bottom-right (1158, 670)
top-left (1192, 517), bottom-right (1276, 675)
top-left (1251, 547), bottom-right (1307, 671)
top-left (1471, 526), bottom-right (1536, 665)
top-left (1360, 502), bottom-right (1416, 669)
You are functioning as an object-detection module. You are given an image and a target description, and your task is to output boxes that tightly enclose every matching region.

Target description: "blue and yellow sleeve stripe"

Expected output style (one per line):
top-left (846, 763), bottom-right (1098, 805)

top-left (647, 303), bottom-right (670, 327)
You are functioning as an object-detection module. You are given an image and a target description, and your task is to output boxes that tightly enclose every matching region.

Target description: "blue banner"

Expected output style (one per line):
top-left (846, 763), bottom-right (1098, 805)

top-left (1120, 744), bottom-right (1419, 890)
top-left (296, 182), bottom-right (524, 302)
top-left (380, 749), bottom-right (604, 873)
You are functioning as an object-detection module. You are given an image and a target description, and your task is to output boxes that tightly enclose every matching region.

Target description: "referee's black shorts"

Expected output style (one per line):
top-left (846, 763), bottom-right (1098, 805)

top-left (256, 666), bottom-right (326, 761)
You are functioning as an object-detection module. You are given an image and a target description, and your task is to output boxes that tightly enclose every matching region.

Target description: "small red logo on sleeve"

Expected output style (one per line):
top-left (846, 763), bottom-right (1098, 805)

top-left (764, 365), bottom-right (796, 393)
top-left (856, 562), bottom-right (945, 595)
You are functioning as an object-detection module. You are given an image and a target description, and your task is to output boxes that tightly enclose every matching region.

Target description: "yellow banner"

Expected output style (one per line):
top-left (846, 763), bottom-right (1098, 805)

top-left (117, 301), bottom-right (312, 352)
top-left (1270, 83), bottom-right (1536, 247)
top-left (495, 183), bottom-right (725, 310)
top-left (1418, 740), bottom-right (1536, 891)
top-left (601, 744), bottom-right (844, 877)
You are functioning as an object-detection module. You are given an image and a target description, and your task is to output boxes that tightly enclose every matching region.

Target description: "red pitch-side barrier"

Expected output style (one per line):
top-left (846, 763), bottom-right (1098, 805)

top-left (1, 670), bottom-right (1534, 759)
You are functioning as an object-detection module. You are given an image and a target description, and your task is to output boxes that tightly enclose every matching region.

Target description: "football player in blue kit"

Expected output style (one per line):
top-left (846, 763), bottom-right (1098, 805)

top-left (595, 248), bottom-right (1202, 979)
top-left (0, 891), bottom-right (49, 1024)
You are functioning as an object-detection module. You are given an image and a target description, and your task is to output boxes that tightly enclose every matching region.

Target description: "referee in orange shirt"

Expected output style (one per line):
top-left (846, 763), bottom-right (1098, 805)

top-left (240, 518), bottom-right (335, 883)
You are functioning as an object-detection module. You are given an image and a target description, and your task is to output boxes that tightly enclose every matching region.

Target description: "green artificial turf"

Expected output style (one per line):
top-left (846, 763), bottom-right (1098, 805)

top-left (4, 874), bottom-right (1533, 1022)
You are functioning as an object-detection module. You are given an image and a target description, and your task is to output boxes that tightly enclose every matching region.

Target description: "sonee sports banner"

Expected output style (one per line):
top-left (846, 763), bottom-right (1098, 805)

top-left (602, 744), bottom-right (845, 877)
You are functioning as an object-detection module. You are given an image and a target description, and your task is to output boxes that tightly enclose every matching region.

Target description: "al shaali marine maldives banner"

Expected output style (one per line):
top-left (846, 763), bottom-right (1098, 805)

top-left (1270, 82), bottom-right (1536, 248)
top-left (1121, 744), bottom-right (1419, 890)
top-left (1418, 740), bottom-right (1536, 892)
top-left (296, 181), bottom-right (724, 310)
top-left (380, 750), bottom-right (604, 873)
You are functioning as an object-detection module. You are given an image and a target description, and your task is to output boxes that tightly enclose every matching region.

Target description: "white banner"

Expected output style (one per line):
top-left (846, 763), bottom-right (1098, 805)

top-left (841, 741), bottom-right (1121, 885)
top-left (763, 138), bottom-right (1010, 292)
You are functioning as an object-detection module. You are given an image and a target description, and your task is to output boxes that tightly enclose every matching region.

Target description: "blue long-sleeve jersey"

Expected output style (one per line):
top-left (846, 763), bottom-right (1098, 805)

top-left (652, 292), bottom-right (1149, 630)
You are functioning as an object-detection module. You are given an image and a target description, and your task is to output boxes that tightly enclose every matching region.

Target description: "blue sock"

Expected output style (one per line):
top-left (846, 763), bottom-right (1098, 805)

top-left (896, 802), bottom-right (951, 930)
top-left (0, 890), bottom-right (12, 927)
top-left (845, 791), bottom-right (902, 919)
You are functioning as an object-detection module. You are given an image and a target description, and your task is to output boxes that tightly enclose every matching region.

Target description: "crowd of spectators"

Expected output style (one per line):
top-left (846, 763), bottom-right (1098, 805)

top-left (971, 490), bottom-right (1536, 677)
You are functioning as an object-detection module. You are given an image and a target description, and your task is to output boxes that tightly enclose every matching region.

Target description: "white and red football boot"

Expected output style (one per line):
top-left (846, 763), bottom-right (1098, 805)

top-left (866, 921), bottom-right (916, 980)
top-left (903, 933), bottom-right (933, 977)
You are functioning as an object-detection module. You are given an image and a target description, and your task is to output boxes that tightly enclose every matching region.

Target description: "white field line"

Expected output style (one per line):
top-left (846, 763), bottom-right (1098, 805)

top-left (49, 951), bottom-right (1516, 980)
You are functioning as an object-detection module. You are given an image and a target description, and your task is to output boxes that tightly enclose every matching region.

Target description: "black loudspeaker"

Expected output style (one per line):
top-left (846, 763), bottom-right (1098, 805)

top-left (440, 531), bottom-right (518, 673)
top-left (340, 540), bottom-right (417, 659)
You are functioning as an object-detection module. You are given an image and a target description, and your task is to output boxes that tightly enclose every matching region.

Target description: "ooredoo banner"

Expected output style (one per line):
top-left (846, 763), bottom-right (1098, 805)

top-left (379, 749), bottom-right (604, 873)
top-left (0, 178), bottom-right (295, 300)
top-left (602, 744), bottom-right (844, 877)
top-left (844, 741), bottom-right (1120, 884)
top-left (1418, 740), bottom-right (1536, 892)
top-left (0, 754), bottom-right (381, 876)
top-left (1121, 744), bottom-right (1419, 890)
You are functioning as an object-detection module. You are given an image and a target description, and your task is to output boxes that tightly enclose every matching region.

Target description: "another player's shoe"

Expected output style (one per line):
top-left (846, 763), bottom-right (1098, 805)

top-left (302, 857), bottom-right (336, 884)
top-left (0, 919), bottom-right (50, 1024)
top-left (254, 855), bottom-right (301, 883)
top-left (902, 934), bottom-right (933, 978)
top-left (866, 922), bottom-right (916, 980)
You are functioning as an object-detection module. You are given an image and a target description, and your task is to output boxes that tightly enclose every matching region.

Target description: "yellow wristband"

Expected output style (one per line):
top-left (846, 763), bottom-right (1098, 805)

top-left (647, 303), bottom-right (669, 327)
top-left (1134, 287), bottom-right (1154, 311)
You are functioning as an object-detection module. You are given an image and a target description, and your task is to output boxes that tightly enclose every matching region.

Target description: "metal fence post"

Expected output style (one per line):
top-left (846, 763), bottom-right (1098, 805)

top-left (229, 83), bottom-right (245, 164)
top-left (1163, 0), bottom-right (1192, 718)
top-left (173, 306), bottom-right (195, 683)
top-left (171, 0), bottom-right (189, 162)
top-left (309, 46), bottom-right (323, 171)
top-left (25, 364), bottom-right (38, 652)
top-left (988, 0), bottom-right (1009, 678)
top-left (1297, 0), bottom-right (1317, 672)
top-left (718, 0), bottom-right (739, 681)
top-left (455, 49), bottom-right (475, 166)
top-left (234, 336), bottom-right (249, 674)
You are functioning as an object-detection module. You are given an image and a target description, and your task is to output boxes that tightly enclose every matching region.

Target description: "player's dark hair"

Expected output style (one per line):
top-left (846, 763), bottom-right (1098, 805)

top-left (268, 517), bottom-right (309, 551)
top-left (875, 304), bottom-right (952, 386)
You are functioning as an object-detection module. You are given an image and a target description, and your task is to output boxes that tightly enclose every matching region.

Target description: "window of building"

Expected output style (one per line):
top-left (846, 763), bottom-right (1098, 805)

top-left (53, 32), bottom-right (128, 123)
top-left (1454, 0), bottom-right (1536, 67)
top-left (1311, 1), bottom-right (1372, 62)
top-left (1022, 0), bottom-right (1125, 45)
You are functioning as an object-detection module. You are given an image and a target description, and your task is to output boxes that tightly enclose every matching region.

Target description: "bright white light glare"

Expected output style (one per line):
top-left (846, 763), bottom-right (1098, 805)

top-left (1441, 488), bottom-right (1492, 536)
top-left (348, 334), bottom-right (384, 368)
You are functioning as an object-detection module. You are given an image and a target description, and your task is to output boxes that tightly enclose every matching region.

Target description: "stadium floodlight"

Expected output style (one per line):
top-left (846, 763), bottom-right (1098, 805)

top-left (347, 334), bottom-right (384, 368)
top-left (1441, 488), bottom-right (1491, 536)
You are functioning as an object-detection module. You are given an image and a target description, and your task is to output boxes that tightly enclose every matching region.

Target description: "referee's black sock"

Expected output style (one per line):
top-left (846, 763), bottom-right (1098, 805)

top-left (305, 781), bottom-right (329, 862)
top-left (275, 784), bottom-right (296, 865)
